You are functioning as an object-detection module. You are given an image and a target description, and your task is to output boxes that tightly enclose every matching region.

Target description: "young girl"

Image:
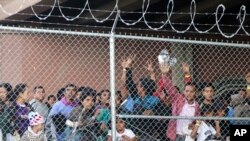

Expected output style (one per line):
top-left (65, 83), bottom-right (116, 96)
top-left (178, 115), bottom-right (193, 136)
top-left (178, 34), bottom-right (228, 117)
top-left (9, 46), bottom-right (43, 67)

top-left (20, 112), bottom-right (45, 141)
top-left (12, 84), bottom-right (31, 136)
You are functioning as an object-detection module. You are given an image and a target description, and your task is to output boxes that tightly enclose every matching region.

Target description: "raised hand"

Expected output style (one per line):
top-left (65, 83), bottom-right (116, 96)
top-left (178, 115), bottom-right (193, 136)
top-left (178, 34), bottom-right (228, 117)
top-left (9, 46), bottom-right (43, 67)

top-left (182, 62), bottom-right (190, 74)
top-left (121, 55), bottom-right (135, 69)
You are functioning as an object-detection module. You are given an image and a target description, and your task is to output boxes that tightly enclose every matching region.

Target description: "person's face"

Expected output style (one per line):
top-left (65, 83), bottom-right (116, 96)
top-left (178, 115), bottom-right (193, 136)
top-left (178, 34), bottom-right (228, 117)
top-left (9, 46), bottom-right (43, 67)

top-left (137, 82), bottom-right (144, 96)
top-left (184, 85), bottom-right (196, 103)
top-left (116, 120), bottom-right (125, 132)
top-left (116, 97), bottom-right (121, 108)
top-left (204, 111), bottom-right (214, 117)
top-left (48, 97), bottom-right (56, 106)
top-left (101, 91), bottom-right (110, 103)
top-left (20, 87), bottom-right (30, 102)
top-left (0, 87), bottom-right (8, 102)
top-left (64, 86), bottom-right (77, 101)
top-left (202, 87), bottom-right (214, 101)
top-left (82, 96), bottom-right (94, 109)
top-left (34, 88), bottom-right (45, 102)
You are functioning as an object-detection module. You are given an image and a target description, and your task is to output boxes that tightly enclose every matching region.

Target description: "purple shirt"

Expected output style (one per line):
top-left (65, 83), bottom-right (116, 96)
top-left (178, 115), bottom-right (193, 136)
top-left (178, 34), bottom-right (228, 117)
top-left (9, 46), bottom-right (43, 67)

top-left (14, 103), bottom-right (30, 135)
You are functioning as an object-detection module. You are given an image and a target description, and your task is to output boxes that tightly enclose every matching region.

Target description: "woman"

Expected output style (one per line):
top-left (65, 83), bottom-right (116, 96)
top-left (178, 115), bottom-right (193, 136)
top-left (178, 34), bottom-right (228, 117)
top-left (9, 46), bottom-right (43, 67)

top-left (12, 84), bottom-right (31, 136)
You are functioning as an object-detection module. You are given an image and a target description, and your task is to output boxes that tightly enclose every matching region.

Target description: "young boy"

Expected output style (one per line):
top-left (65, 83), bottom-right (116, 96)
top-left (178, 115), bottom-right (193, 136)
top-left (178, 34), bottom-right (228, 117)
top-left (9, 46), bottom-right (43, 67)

top-left (20, 112), bottom-right (45, 141)
top-left (107, 118), bottom-right (137, 141)
top-left (187, 105), bottom-right (220, 141)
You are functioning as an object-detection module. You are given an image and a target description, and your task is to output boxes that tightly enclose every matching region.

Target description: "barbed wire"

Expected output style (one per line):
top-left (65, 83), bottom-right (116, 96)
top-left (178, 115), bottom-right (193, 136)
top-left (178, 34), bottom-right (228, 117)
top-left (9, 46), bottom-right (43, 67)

top-left (1, 0), bottom-right (250, 38)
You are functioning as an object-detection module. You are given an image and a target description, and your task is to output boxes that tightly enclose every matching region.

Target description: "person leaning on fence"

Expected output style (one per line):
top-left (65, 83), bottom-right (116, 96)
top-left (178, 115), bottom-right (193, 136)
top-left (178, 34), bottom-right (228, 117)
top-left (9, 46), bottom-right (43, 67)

top-left (186, 105), bottom-right (220, 141)
top-left (29, 86), bottom-right (49, 118)
top-left (158, 63), bottom-right (200, 141)
top-left (95, 89), bottom-right (110, 111)
top-left (120, 57), bottom-right (160, 140)
top-left (107, 118), bottom-right (138, 141)
top-left (199, 83), bottom-right (215, 109)
top-left (212, 97), bottom-right (230, 140)
top-left (234, 72), bottom-right (250, 125)
top-left (63, 87), bottom-right (97, 141)
top-left (20, 112), bottom-right (45, 141)
top-left (45, 84), bottom-right (78, 141)
top-left (11, 84), bottom-right (31, 137)
top-left (121, 56), bottom-right (159, 114)
top-left (0, 83), bottom-right (14, 140)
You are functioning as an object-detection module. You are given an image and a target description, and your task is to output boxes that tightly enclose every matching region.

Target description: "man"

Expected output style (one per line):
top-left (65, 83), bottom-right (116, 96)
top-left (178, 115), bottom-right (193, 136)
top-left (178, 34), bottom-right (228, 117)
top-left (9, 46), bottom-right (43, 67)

top-left (234, 72), bottom-right (250, 124)
top-left (45, 84), bottom-right (78, 141)
top-left (29, 86), bottom-right (49, 117)
top-left (159, 64), bottom-right (200, 141)
top-left (199, 83), bottom-right (215, 109)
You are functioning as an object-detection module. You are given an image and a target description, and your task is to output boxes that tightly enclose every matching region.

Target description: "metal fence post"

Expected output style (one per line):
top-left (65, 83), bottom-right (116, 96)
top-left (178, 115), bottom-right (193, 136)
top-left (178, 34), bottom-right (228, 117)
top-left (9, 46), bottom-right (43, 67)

top-left (110, 10), bottom-right (120, 141)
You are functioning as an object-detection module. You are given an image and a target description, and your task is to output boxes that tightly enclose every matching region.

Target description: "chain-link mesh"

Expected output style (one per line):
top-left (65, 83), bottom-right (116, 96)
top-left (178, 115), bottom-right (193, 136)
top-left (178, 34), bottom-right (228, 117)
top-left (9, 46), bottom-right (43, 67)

top-left (0, 27), bottom-right (250, 141)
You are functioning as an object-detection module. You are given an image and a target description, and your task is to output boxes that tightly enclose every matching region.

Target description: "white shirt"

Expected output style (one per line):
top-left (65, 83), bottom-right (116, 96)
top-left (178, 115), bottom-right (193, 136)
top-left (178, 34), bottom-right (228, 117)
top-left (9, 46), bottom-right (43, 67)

top-left (108, 129), bottom-right (136, 141)
top-left (176, 100), bottom-right (196, 135)
top-left (197, 121), bottom-right (216, 141)
top-left (183, 125), bottom-right (195, 141)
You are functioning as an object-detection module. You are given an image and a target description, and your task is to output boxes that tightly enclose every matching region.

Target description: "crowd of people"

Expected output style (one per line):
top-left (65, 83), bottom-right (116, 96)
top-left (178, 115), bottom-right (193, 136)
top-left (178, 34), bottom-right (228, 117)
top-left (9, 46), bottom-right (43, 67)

top-left (0, 57), bottom-right (249, 141)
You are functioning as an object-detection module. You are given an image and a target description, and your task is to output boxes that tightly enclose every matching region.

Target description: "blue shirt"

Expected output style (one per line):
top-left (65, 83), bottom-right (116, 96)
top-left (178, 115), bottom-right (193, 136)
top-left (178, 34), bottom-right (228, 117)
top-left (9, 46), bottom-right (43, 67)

top-left (49, 98), bottom-right (76, 118)
top-left (121, 96), bottom-right (134, 112)
top-left (133, 95), bottom-right (159, 112)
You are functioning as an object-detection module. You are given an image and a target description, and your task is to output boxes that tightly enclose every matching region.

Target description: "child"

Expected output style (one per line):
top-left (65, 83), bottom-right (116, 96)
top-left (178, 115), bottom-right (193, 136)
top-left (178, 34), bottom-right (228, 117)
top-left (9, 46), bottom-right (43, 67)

top-left (186, 104), bottom-right (220, 141)
top-left (20, 112), bottom-right (45, 141)
top-left (107, 118), bottom-right (137, 141)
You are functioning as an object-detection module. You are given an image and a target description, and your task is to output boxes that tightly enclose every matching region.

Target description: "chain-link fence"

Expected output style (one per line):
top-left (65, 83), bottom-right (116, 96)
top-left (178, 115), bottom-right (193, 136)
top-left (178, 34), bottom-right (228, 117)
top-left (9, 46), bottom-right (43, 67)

top-left (0, 26), bottom-right (250, 141)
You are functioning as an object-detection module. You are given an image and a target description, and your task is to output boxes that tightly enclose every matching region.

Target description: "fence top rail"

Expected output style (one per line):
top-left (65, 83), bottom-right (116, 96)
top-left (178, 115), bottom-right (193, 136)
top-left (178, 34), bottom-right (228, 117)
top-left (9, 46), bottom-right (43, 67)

top-left (0, 25), bottom-right (249, 48)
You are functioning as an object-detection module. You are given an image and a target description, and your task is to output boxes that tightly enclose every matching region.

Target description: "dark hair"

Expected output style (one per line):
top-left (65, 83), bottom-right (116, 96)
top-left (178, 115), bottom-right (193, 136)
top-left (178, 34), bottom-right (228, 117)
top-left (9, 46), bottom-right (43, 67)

top-left (201, 104), bottom-right (214, 116)
top-left (201, 82), bottom-right (215, 91)
top-left (0, 83), bottom-right (13, 101)
top-left (47, 95), bottom-right (56, 101)
top-left (139, 77), bottom-right (156, 95)
top-left (0, 83), bottom-right (12, 92)
top-left (212, 98), bottom-right (227, 112)
top-left (99, 89), bottom-right (110, 96)
top-left (33, 86), bottom-right (45, 93)
top-left (0, 99), bottom-right (5, 110)
top-left (13, 83), bottom-right (28, 101)
top-left (79, 87), bottom-right (96, 102)
top-left (65, 84), bottom-right (77, 90)
top-left (184, 82), bottom-right (197, 91)
top-left (57, 88), bottom-right (65, 101)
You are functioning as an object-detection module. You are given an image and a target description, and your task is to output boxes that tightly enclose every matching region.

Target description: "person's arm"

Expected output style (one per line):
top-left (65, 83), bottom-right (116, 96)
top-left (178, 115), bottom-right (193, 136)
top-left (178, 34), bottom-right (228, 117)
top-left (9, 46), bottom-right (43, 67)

top-left (158, 64), bottom-right (179, 100)
top-left (123, 57), bottom-right (137, 99)
top-left (215, 120), bottom-right (221, 138)
top-left (44, 102), bottom-right (60, 141)
top-left (191, 120), bottom-right (201, 139)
